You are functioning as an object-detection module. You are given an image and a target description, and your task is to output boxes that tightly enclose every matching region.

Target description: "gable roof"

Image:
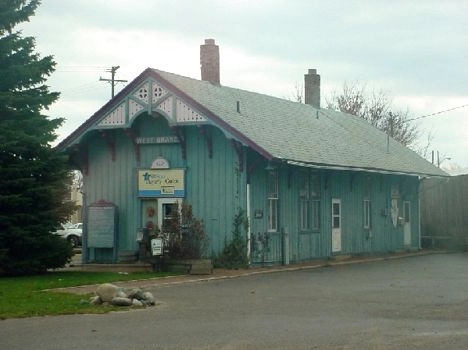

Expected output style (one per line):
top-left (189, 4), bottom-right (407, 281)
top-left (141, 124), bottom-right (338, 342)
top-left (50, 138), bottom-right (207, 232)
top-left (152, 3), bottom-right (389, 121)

top-left (58, 68), bottom-right (447, 177)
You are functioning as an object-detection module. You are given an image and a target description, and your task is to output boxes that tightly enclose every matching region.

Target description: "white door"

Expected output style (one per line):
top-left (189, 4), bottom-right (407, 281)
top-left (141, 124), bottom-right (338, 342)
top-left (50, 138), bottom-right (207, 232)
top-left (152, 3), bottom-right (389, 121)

top-left (403, 201), bottom-right (411, 246)
top-left (331, 199), bottom-right (342, 253)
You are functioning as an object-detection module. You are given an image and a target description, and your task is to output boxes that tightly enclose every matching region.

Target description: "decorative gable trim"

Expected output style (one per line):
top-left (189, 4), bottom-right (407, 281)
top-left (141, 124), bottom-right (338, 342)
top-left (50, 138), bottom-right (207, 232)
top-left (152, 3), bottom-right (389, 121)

top-left (156, 96), bottom-right (173, 117)
top-left (57, 68), bottom-right (270, 160)
top-left (152, 82), bottom-right (167, 101)
top-left (97, 102), bottom-right (126, 127)
top-left (128, 99), bottom-right (145, 120)
top-left (175, 99), bottom-right (208, 123)
top-left (94, 78), bottom-right (211, 131)
top-left (133, 82), bottom-right (150, 104)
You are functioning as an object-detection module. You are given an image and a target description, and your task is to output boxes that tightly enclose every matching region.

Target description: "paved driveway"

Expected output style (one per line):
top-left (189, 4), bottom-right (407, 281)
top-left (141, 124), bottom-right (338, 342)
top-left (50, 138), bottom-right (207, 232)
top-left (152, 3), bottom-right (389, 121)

top-left (1, 253), bottom-right (468, 349)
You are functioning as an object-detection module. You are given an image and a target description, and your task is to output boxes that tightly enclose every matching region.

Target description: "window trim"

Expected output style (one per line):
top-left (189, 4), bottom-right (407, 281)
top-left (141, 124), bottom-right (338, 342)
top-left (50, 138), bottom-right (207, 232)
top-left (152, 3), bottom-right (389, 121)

top-left (311, 199), bottom-right (320, 231)
top-left (299, 172), bottom-right (321, 233)
top-left (363, 199), bottom-right (371, 229)
top-left (267, 170), bottom-right (278, 232)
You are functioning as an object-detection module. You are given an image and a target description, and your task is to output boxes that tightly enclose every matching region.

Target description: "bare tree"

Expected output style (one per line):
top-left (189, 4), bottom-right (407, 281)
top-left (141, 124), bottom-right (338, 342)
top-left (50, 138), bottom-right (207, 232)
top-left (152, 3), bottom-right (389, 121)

top-left (284, 82), bottom-right (304, 103)
top-left (326, 82), bottom-right (419, 148)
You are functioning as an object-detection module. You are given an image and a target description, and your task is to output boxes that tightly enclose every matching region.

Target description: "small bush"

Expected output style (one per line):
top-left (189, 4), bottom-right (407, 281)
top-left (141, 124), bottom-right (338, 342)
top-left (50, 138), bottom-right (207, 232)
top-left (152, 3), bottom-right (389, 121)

top-left (159, 201), bottom-right (208, 260)
top-left (214, 209), bottom-right (249, 269)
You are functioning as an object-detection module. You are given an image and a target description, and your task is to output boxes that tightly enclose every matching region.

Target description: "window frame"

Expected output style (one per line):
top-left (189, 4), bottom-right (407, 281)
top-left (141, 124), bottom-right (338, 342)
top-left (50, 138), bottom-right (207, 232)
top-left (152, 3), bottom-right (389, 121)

top-left (363, 198), bottom-right (371, 229)
top-left (299, 172), bottom-right (321, 233)
top-left (267, 170), bottom-right (278, 232)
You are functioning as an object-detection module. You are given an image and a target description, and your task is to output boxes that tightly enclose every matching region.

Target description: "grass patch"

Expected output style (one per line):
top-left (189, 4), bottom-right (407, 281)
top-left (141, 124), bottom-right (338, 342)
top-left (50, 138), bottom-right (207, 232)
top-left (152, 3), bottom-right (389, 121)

top-left (0, 271), bottom-right (177, 319)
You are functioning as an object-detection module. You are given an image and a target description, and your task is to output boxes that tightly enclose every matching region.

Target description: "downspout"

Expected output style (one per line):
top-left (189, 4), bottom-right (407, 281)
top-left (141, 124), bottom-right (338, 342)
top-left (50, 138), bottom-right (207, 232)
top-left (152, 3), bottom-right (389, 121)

top-left (418, 195), bottom-right (422, 250)
top-left (418, 177), bottom-right (424, 250)
top-left (246, 183), bottom-right (251, 265)
top-left (81, 190), bottom-right (88, 264)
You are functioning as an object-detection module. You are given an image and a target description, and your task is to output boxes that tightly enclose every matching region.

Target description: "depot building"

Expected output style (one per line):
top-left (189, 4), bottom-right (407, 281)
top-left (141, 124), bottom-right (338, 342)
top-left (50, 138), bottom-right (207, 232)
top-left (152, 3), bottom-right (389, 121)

top-left (57, 39), bottom-right (446, 265)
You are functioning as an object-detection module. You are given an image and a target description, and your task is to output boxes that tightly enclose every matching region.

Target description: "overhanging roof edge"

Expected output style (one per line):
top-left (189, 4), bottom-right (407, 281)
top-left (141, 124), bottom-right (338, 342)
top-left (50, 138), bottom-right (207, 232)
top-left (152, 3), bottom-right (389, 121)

top-left (149, 69), bottom-right (274, 160)
top-left (286, 160), bottom-right (450, 177)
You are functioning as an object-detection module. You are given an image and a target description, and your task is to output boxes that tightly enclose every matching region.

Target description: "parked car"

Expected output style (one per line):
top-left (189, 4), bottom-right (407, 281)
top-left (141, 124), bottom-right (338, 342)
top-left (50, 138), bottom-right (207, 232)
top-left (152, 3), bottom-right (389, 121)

top-left (54, 223), bottom-right (82, 248)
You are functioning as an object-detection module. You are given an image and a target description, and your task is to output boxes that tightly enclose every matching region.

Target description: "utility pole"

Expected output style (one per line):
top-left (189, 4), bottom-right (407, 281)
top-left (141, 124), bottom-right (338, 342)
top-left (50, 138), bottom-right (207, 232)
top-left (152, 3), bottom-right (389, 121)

top-left (99, 66), bottom-right (127, 98)
top-left (432, 150), bottom-right (451, 168)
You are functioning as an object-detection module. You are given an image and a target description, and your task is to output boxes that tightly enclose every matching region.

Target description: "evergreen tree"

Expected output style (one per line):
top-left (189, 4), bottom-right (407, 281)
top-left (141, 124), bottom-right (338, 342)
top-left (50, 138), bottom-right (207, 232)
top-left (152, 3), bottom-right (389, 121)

top-left (0, 0), bottom-right (75, 275)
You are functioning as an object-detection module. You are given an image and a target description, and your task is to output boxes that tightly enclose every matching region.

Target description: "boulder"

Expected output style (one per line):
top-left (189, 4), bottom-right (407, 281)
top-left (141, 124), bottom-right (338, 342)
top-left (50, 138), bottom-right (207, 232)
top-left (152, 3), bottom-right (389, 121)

top-left (96, 283), bottom-right (121, 302)
top-left (116, 289), bottom-right (128, 298)
top-left (132, 299), bottom-right (144, 307)
top-left (141, 291), bottom-right (155, 305)
top-left (127, 288), bottom-right (145, 300)
top-left (92, 284), bottom-right (156, 308)
top-left (111, 297), bottom-right (133, 306)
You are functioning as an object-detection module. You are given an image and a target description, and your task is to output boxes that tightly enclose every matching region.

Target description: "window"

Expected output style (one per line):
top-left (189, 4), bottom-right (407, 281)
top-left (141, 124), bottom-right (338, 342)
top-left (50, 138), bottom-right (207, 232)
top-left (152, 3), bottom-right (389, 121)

top-left (299, 175), bottom-right (310, 231)
top-left (332, 202), bottom-right (341, 228)
top-left (267, 170), bottom-right (278, 232)
top-left (363, 199), bottom-right (371, 229)
top-left (363, 176), bottom-right (372, 229)
top-left (403, 201), bottom-right (410, 223)
top-left (162, 203), bottom-right (176, 231)
top-left (299, 172), bottom-right (321, 232)
top-left (311, 200), bottom-right (321, 231)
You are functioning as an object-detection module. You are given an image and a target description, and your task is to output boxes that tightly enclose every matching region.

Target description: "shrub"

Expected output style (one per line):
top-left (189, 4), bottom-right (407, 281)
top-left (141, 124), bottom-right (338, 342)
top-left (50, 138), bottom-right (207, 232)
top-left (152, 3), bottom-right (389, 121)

top-left (159, 201), bottom-right (208, 260)
top-left (214, 209), bottom-right (249, 269)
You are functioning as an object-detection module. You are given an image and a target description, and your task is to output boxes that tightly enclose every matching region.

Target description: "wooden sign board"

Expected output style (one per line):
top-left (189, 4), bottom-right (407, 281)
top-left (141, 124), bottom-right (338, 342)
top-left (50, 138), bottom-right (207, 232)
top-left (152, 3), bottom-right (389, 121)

top-left (151, 238), bottom-right (163, 256)
top-left (87, 201), bottom-right (117, 248)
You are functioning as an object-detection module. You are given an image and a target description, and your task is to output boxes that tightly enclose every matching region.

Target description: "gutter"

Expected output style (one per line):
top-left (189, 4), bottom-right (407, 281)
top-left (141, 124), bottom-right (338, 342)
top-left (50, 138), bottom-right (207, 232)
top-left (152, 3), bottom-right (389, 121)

top-left (286, 160), bottom-right (449, 178)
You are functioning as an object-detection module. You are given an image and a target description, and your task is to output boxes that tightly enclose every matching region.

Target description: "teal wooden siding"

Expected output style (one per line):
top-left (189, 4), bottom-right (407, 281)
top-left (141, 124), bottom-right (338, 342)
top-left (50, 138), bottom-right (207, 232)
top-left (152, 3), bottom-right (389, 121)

top-left (247, 152), bottom-right (421, 265)
top-left (84, 131), bottom-right (139, 262)
top-left (81, 112), bottom-right (420, 264)
top-left (249, 161), bottom-right (328, 264)
top-left (184, 125), bottom-right (247, 255)
top-left (324, 171), bottom-right (419, 256)
top-left (83, 112), bottom-right (247, 261)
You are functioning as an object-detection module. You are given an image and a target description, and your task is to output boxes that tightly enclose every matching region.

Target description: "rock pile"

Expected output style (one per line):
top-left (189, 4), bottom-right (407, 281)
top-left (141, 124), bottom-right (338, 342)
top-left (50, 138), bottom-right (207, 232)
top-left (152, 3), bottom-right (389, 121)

top-left (90, 283), bottom-right (156, 307)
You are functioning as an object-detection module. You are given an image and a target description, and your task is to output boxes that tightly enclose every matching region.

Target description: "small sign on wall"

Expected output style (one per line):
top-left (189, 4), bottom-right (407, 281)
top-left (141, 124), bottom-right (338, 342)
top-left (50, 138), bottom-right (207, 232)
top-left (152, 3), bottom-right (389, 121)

top-left (138, 169), bottom-right (185, 197)
top-left (87, 200), bottom-right (117, 248)
top-left (151, 238), bottom-right (163, 256)
top-left (151, 156), bottom-right (170, 169)
top-left (254, 209), bottom-right (263, 219)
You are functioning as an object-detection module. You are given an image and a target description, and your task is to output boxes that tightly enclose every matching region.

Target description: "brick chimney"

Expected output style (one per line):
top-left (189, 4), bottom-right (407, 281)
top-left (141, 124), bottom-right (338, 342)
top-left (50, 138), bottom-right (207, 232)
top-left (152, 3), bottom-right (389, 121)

top-left (200, 39), bottom-right (220, 84)
top-left (304, 69), bottom-right (320, 108)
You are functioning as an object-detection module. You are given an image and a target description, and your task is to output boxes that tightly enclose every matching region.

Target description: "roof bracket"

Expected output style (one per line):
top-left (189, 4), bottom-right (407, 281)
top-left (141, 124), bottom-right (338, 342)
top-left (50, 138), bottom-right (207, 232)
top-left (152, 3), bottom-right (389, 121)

top-left (100, 131), bottom-right (116, 161)
top-left (232, 139), bottom-right (244, 172)
top-left (72, 144), bottom-right (89, 176)
top-left (124, 128), bottom-right (140, 164)
top-left (199, 125), bottom-right (213, 159)
top-left (173, 127), bottom-right (187, 160)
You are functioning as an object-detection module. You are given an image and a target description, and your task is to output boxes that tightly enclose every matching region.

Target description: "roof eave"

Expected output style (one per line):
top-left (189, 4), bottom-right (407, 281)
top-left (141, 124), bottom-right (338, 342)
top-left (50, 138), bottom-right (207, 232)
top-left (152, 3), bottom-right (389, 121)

top-left (285, 160), bottom-right (449, 177)
top-left (56, 68), bottom-right (154, 152)
top-left (56, 68), bottom-right (274, 161)
top-left (148, 69), bottom-right (274, 160)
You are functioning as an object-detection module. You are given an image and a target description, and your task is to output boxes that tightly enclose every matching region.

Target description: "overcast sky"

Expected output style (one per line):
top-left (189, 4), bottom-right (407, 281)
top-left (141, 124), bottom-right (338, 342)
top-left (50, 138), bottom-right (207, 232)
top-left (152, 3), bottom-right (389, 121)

top-left (21, 0), bottom-right (468, 170)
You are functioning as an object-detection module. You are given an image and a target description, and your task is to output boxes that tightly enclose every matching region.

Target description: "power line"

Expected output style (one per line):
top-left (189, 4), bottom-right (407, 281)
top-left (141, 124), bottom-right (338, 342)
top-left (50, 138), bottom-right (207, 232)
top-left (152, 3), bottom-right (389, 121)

top-left (406, 103), bottom-right (468, 122)
top-left (55, 65), bottom-right (108, 73)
